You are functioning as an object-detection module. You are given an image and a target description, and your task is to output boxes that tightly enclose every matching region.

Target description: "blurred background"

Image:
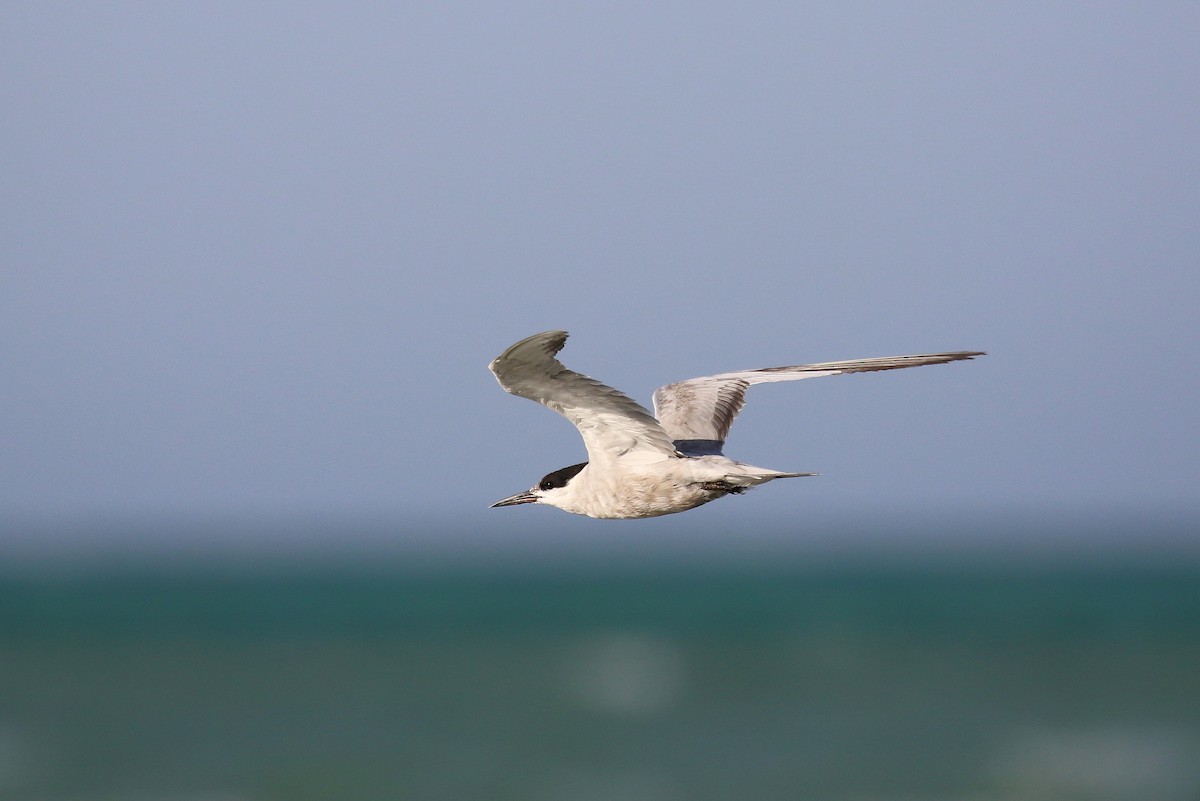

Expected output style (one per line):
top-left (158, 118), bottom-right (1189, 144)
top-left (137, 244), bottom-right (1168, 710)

top-left (2, 3), bottom-right (1198, 799)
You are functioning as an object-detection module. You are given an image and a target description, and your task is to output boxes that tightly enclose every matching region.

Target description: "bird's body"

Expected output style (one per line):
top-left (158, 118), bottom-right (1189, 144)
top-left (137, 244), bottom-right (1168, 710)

top-left (489, 330), bottom-right (982, 519)
top-left (519, 456), bottom-right (805, 520)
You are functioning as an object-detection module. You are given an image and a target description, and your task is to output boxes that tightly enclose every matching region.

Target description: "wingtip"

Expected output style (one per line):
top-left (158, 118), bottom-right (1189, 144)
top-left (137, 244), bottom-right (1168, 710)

top-left (927, 350), bottom-right (985, 361)
top-left (490, 329), bottom-right (571, 374)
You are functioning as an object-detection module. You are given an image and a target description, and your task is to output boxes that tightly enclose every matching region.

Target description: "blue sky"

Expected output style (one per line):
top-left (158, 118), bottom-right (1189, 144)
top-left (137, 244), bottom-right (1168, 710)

top-left (3, 4), bottom-right (1198, 551)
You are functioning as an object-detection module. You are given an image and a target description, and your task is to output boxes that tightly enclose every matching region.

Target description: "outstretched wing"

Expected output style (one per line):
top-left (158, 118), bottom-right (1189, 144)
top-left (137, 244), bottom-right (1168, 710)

top-left (653, 351), bottom-right (984, 453)
top-left (490, 330), bottom-right (678, 465)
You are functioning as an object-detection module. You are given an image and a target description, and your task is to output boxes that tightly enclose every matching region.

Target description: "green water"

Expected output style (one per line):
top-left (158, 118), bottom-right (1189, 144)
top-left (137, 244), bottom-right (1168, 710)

top-left (2, 553), bottom-right (1198, 800)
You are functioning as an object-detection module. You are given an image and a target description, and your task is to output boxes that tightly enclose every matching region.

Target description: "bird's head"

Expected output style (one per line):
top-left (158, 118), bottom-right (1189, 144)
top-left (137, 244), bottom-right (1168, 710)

top-left (490, 461), bottom-right (588, 511)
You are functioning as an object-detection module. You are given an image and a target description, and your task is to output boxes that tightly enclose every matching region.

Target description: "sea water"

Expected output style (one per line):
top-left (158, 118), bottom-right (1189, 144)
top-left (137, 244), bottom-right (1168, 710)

top-left (1, 516), bottom-right (1198, 801)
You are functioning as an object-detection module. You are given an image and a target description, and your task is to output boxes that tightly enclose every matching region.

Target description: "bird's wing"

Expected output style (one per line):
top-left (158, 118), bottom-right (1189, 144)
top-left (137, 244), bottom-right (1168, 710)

top-left (490, 330), bottom-right (678, 465)
top-left (653, 351), bottom-right (984, 452)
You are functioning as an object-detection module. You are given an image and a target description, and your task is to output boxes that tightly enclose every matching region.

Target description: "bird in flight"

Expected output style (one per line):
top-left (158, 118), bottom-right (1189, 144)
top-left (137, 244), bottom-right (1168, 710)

top-left (489, 330), bottom-right (983, 519)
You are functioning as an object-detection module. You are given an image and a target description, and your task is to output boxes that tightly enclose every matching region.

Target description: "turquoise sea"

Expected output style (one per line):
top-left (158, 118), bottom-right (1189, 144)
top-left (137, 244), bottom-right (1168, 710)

top-left (1, 517), bottom-right (1198, 801)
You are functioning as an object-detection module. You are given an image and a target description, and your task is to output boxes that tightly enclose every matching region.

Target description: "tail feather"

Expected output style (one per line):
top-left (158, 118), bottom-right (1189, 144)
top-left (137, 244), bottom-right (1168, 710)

top-left (725, 469), bottom-right (819, 487)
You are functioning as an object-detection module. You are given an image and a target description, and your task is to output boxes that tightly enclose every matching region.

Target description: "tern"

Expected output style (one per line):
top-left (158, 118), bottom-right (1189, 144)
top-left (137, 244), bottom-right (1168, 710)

top-left (489, 330), bottom-right (983, 519)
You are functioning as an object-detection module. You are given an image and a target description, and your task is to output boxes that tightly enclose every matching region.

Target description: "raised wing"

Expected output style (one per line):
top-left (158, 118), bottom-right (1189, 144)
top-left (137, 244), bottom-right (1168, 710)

top-left (490, 330), bottom-right (678, 465)
top-left (653, 351), bottom-right (984, 453)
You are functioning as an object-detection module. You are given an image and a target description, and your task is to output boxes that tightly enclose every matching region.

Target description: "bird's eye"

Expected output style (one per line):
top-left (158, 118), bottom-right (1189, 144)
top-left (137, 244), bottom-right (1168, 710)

top-left (539, 480), bottom-right (553, 491)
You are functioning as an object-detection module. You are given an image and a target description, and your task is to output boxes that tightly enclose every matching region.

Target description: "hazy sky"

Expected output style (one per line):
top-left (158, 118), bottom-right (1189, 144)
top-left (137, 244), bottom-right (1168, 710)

top-left (3, 4), bottom-right (1198, 546)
